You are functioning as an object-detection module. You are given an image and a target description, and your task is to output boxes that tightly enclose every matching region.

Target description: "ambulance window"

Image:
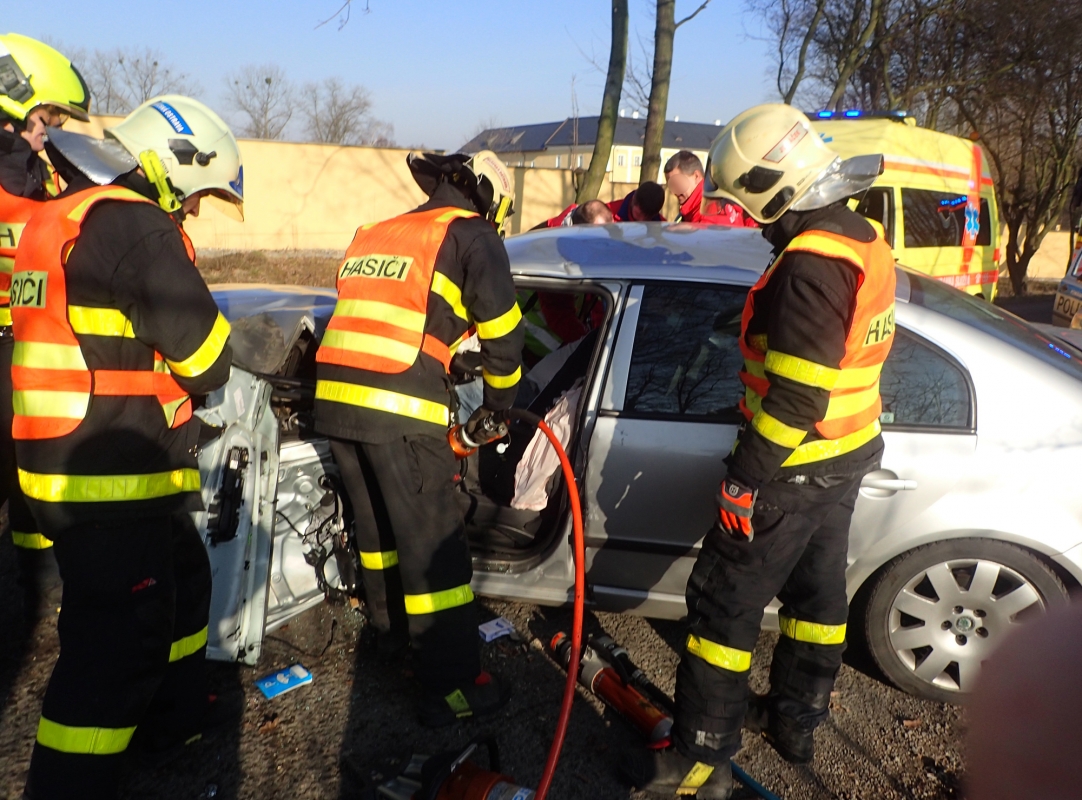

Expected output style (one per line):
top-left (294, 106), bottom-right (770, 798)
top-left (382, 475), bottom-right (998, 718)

top-left (879, 329), bottom-right (972, 429)
top-left (855, 188), bottom-right (894, 247)
top-left (623, 284), bottom-right (746, 420)
top-left (902, 189), bottom-right (992, 248)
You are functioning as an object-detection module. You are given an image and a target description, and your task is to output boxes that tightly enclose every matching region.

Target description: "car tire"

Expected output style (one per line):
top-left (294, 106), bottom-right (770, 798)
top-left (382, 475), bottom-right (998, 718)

top-left (864, 539), bottom-right (1068, 704)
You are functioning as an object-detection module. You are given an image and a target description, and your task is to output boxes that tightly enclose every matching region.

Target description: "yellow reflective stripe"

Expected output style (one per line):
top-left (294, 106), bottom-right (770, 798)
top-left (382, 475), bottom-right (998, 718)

top-left (315, 380), bottom-right (449, 426)
top-left (166, 312), bottom-right (230, 378)
top-left (444, 688), bottom-right (472, 717)
top-left (360, 549), bottom-right (399, 570)
top-left (745, 359), bottom-right (765, 378)
top-left (36, 717), bottom-right (136, 755)
top-left (765, 351), bottom-right (839, 390)
top-left (13, 389), bottom-right (88, 419)
top-left (68, 306), bottom-right (135, 337)
top-left (0, 307), bottom-right (10, 327)
top-left (19, 467), bottom-right (201, 503)
top-left (476, 303), bottom-right (522, 340)
top-left (779, 615), bottom-right (847, 645)
top-left (787, 233), bottom-right (866, 270)
top-left (823, 382), bottom-right (880, 420)
top-left (404, 584), bottom-right (475, 615)
top-left (435, 208), bottom-right (477, 224)
top-left (169, 626), bottom-right (208, 662)
top-left (321, 328), bottom-right (418, 367)
top-left (333, 298), bottom-right (427, 333)
top-left (12, 531), bottom-right (53, 549)
top-left (678, 763), bottom-right (716, 795)
top-left (430, 271), bottom-right (468, 321)
top-left (13, 340), bottom-right (87, 370)
top-left (482, 365), bottom-right (521, 389)
top-left (66, 187), bottom-right (147, 221)
top-left (833, 363), bottom-right (883, 390)
top-left (751, 410), bottom-right (807, 449)
top-left (0, 255), bottom-right (14, 275)
top-left (782, 419), bottom-right (881, 467)
top-left (686, 634), bottom-right (752, 672)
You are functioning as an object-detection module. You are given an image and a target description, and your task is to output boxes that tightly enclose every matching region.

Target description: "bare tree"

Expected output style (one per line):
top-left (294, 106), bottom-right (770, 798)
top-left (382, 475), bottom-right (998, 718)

top-left (224, 64), bottom-right (295, 140)
top-left (302, 77), bottom-right (394, 146)
top-left (67, 46), bottom-right (200, 114)
top-left (578, 0), bottom-right (629, 203)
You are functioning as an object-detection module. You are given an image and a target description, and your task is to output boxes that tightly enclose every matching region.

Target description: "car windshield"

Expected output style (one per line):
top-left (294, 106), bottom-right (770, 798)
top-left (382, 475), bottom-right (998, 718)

top-left (906, 271), bottom-right (1082, 380)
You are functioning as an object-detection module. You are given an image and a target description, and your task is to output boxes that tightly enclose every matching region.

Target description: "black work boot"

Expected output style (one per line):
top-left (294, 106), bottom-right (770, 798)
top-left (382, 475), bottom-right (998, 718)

top-left (418, 670), bottom-right (511, 728)
top-left (621, 748), bottom-right (733, 799)
top-left (744, 692), bottom-right (815, 765)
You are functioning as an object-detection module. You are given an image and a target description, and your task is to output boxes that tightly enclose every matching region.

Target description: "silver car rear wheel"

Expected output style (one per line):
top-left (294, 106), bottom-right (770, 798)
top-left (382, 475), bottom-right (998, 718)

top-left (864, 539), bottom-right (1068, 703)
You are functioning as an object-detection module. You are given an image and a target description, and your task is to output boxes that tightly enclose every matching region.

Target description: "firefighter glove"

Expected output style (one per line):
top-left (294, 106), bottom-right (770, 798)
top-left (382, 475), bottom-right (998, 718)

top-left (463, 406), bottom-right (509, 448)
top-left (717, 477), bottom-right (757, 541)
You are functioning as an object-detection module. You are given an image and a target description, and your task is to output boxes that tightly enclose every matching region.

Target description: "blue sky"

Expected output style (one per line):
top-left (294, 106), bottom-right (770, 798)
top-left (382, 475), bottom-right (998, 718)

top-left (7, 0), bottom-right (778, 150)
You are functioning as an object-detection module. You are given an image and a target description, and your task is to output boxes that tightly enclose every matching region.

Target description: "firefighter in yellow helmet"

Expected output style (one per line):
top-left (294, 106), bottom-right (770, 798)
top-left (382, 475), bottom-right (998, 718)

top-left (0, 34), bottom-right (90, 613)
top-left (624, 104), bottom-right (895, 798)
top-left (314, 149), bottom-right (522, 727)
top-left (15, 96), bottom-right (240, 799)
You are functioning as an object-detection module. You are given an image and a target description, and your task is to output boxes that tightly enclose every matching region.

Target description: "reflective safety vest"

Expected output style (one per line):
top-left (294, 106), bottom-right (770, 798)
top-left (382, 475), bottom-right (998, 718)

top-left (10, 186), bottom-right (194, 442)
top-left (739, 228), bottom-right (896, 467)
top-left (0, 185), bottom-right (44, 328)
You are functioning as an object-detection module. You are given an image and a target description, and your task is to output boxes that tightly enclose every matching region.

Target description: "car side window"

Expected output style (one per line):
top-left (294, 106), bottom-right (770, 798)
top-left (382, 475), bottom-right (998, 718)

top-left (855, 187), bottom-right (894, 247)
top-left (880, 328), bottom-right (972, 428)
top-left (623, 284), bottom-right (747, 420)
top-left (902, 189), bottom-right (992, 248)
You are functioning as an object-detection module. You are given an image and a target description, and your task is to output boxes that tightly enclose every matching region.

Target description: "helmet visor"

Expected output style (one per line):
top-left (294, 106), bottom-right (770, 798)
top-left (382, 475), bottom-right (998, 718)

top-left (203, 189), bottom-right (244, 222)
top-left (790, 154), bottom-right (884, 212)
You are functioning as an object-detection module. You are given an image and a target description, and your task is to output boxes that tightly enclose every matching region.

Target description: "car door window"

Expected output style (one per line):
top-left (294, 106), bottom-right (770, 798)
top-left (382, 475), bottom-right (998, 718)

top-left (855, 187), bottom-right (894, 247)
top-left (880, 328), bottom-right (972, 428)
top-left (902, 189), bottom-right (992, 248)
top-left (623, 284), bottom-right (747, 420)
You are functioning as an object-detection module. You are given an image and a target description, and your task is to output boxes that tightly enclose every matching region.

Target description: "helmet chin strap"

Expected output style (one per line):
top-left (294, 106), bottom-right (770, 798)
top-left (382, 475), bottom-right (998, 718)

top-left (137, 150), bottom-right (181, 214)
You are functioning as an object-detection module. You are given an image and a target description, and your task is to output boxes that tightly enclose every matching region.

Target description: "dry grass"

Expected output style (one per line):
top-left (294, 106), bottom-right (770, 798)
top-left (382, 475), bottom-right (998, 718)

top-left (197, 250), bottom-right (339, 288)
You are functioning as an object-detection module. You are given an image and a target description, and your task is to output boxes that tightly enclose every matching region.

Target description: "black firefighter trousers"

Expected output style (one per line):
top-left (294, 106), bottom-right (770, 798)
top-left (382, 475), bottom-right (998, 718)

top-left (25, 513), bottom-right (212, 800)
top-left (330, 435), bottom-right (481, 696)
top-left (673, 476), bottom-right (862, 765)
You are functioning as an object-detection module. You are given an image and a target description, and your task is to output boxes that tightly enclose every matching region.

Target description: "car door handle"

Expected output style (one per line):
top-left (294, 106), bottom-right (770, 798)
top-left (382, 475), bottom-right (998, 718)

top-left (861, 477), bottom-right (917, 491)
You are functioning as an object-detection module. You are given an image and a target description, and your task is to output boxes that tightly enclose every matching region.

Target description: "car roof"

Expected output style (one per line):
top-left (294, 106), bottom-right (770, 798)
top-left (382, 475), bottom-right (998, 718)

top-left (505, 222), bottom-right (773, 285)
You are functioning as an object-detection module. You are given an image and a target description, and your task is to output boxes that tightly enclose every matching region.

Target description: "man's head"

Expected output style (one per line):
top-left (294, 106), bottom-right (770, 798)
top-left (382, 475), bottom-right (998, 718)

top-left (0, 34), bottom-right (90, 152)
top-left (630, 181), bottom-right (665, 221)
top-left (664, 150), bottom-right (704, 205)
top-left (571, 199), bottom-right (614, 225)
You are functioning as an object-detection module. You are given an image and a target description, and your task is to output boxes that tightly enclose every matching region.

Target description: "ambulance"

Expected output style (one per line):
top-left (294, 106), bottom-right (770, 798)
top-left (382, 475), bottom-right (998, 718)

top-left (814, 110), bottom-right (1002, 299)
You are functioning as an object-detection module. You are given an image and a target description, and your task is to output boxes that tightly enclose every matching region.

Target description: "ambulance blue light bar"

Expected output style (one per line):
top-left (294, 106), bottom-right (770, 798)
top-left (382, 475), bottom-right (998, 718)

top-left (810, 110), bottom-right (911, 121)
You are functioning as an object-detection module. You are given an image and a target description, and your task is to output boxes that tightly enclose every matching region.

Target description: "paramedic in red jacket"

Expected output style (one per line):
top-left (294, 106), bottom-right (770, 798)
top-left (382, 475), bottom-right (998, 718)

top-left (608, 181), bottom-right (665, 221)
top-left (664, 150), bottom-right (757, 227)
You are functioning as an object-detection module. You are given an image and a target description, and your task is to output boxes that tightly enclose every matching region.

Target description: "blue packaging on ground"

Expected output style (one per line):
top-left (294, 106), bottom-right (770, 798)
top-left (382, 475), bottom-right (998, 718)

top-left (256, 663), bottom-right (313, 699)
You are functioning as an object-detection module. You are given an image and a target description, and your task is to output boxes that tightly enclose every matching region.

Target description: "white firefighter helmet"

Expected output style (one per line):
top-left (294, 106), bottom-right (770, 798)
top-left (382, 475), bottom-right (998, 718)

top-left (407, 149), bottom-right (515, 236)
top-left (467, 149), bottom-right (515, 235)
top-left (703, 103), bottom-right (883, 224)
top-left (106, 95), bottom-right (243, 219)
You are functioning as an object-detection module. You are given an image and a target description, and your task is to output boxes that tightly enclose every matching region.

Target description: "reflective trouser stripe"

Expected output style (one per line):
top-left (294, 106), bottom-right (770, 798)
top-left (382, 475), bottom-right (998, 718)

top-left (12, 530), bottom-right (53, 549)
top-left (751, 409), bottom-right (807, 449)
top-left (168, 626), bottom-right (208, 663)
top-left (19, 467), bottom-right (201, 503)
top-left (36, 717), bottom-right (136, 755)
top-left (482, 366), bottom-right (521, 389)
top-left (315, 380), bottom-right (449, 426)
top-left (686, 634), bottom-right (752, 672)
top-left (404, 584), bottom-right (474, 615)
top-left (360, 550), bottom-right (399, 570)
top-left (166, 312), bottom-right (231, 378)
top-left (779, 615), bottom-right (846, 645)
top-left (679, 763), bottom-right (716, 793)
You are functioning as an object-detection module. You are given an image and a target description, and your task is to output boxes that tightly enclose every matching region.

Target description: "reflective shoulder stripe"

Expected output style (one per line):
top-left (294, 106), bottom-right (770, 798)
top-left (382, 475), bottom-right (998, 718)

top-left (404, 584), bottom-right (475, 615)
top-left (315, 380), bottom-right (449, 427)
top-left (66, 186), bottom-right (150, 221)
top-left (679, 763), bottom-right (717, 793)
top-left (435, 208), bottom-right (478, 224)
top-left (781, 418), bottom-right (881, 468)
top-left (786, 232), bottom-right (866, 270)
top-left (12, 531), bottom-right (53, 549)
top-left (166, 312), bottom-right (231, 378)
top-left (685, 634), bottom-right (752, 672)
top-left (19, 467), bottom-right (201, 503)
top-left (482, 365), bottom-right (521, 390)
top-left (36, 717), bottom-right (136, 755)
top-left (475, 303), bottom-right (522, 340)
top-left (169, 626), bottom-right (208, 662)
top-left (360, 550), bottom-right (399, 570)
top-left (430, 271), bottom-right (469, 321)
top-left (68, 306), bottom-right (135, 338)
top-left (764, 351), bottom-right (839, 390)
top-left (751, 409), bottom-right (808, 449)
top-left (779, 615), bottom-right (846, 645)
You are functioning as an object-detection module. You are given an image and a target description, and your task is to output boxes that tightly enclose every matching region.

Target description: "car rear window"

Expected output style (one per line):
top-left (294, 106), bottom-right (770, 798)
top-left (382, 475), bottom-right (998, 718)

top-left (902, 189), bottom-right (991, 248)
top-left (907, 271), bottom-right (1082, 380)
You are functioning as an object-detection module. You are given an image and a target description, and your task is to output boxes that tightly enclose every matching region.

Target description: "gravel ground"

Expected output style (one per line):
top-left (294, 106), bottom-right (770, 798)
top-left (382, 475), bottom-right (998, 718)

top-left (0, 524), bottom-right (966, 800)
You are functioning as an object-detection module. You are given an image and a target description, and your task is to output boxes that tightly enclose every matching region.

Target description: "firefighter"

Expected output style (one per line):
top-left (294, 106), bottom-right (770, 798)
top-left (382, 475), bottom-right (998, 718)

top-left (314, 149), bottom-right (523, 727)
top-left (663, 149), bottom-right (756, 227)
top-left (626, 104), bottom-right (896, 798)
top-left (15, 95), bottom-right (240, 799)
top-left (0, 34), bottom-right (90, 610)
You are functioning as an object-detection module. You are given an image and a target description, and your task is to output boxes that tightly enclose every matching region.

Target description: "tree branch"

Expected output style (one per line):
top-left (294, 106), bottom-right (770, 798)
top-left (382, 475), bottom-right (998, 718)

top-left (676, 0), bottom-right (715, 28)
top-left (316, 0), bottom-right (370, 30)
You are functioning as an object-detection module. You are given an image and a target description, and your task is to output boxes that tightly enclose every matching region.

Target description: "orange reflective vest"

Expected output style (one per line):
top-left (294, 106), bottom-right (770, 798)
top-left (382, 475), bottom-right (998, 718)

top-left (11, 185), bottom-right (193, 441)
top-left (0, 186), bottom-right (44, 328)
top-left (316, 207), bottom-right (477, 376)
top-left (739, 228), bottom-right (896, 467)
